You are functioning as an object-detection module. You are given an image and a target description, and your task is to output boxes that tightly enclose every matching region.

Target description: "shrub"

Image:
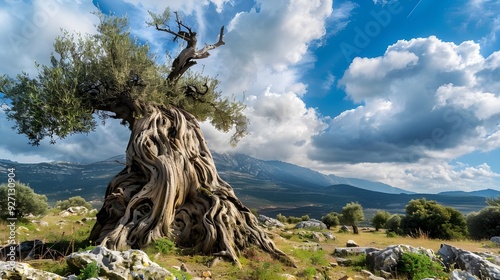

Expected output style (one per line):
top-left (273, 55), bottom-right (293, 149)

top-left (298, 267), bottom-right (317, 279)
top-left (401, 198), bottom-right (468, 240)
top-left (320, 212), bottom-right (340, 229)
top-left (467, 207), bottom-right (500, 240)
top-left (396, 252), bottom-right (446, 280)
top-left (372, 210), bottom-right (390, 231)
top-left (286, 216), bottom-right (302, 224)
top-left (77, 261), bottom-right (99, 280)
top-left (154, 238), bottom-right (176, 254)
top-left (301, 215), bottom-right (310, 221)
top-left (0, 181), bottom-right (49, 219)
top-left (249, 262), bottom-right (286, 280)
top-left (276, 213), bottom-right (286, 223)
top-left (55, 196), bottom-right (93, 210)
top-left (385, 214), bottom-right (403, 234)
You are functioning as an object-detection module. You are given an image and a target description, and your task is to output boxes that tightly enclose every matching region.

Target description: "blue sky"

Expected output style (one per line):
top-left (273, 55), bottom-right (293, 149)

top-left (1, 0), bottom-right (500, 193)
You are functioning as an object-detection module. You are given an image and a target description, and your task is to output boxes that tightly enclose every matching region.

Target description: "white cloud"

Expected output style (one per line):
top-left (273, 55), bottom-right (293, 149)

top-left (203, 88), bottom-right (327, 165)
top-left (308, 36), bottom-right (500, 191)
top-left (0, 0), bottom-right (99, 77)
top-left (213, 0), bottom-right (333, 94)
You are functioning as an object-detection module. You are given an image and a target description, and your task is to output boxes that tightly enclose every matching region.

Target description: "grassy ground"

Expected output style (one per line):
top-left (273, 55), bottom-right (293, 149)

top-left (1, 212), bottom-right (499, 279)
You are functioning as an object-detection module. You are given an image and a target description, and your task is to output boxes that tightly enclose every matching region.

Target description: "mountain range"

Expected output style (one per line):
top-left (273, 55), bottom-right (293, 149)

top-left (1, 153), bottom-right (498, 219)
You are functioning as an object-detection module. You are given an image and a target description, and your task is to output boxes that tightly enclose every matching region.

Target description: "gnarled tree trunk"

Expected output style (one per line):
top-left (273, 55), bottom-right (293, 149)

top-left (89, 104), bottom-right (293, 267)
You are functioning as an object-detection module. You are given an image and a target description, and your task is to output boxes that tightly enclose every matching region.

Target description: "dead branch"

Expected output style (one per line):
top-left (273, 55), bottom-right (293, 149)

top-left (152, 12), bottom-right (225, 86)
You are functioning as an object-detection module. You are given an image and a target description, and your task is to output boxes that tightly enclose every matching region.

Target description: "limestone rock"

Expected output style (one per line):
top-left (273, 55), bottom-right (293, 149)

top-left (294, 219), bottom-right (327, 229)
top-left (340, 225), bottom-right (350, 232)
top-left (66, 246), bottom-right (174, 280)
top-left (438, 243), bottom-right (500, 280)
top-left (0, 261), bottom-right (65, 279)
top-left (366, 244), bottom-right (436, 273)
top-left (490, 236), bottom-right (500, 245)
top-left (257, 214), bottom-right (284, 228)
top-left (322, 231), bottom-right (336, 240)
top-left (346, 240), bottom-right (359, 247)
top-left (333, 247), bottom-right (379, 257)
top-left (449, 269), bottom-right (479, 280)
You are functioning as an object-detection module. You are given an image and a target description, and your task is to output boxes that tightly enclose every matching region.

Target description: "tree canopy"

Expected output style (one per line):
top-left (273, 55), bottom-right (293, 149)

top-left (467, 207), bottom-right (500, 240)
top-left (371, 210), bottom-right (390, 231)
top-left (0, 11), bottom-right (247, 146)
top-left (401, 198), bottom-right (468, 240)
top-left (341, 202), bottom-right (364, 233)
top-left (0, 182), bottom-right (48, 219)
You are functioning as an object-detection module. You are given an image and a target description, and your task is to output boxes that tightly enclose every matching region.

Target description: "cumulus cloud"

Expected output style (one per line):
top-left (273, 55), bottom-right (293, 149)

top-left (203, 88), bottom-right (327, 164)
top-left (212, 0), bottom-right (333, 95)
top-left (310, 36), bottom-right (500, 171)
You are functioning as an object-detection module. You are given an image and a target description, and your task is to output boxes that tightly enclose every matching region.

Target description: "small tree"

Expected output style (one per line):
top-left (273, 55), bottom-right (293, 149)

top-left (467, 207), bottom-right (500, 240)
top-left (321, 212), bottom-right (340, 229)
top-left (341, 202), bottom-right (364, 234)
top-left (276, 213), bottom-right (286, 223)
top-left (372, 210), bottom-right (391, 231)
top-left (55, 196), bottom-right (93, 210)
top-left (401, 198), bottom-right (468, 240)
top-left (385, 214), bottom-right (403, 234)
top-left (0, 182), bottom-right (49, 219)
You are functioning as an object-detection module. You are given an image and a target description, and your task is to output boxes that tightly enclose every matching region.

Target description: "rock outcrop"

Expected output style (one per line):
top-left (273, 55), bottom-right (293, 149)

top-left (257, 214), bottom-right (285, 228)
top-left (0, 261), bottom-right (65, 280)
top-left (366, 244), bottom-right (438, 274)
top-left (294, 219), bottom-right (326, 229)
top-left (66, 246), bottom-right (174, 280)
top-left (438, 244), bottom-right (500, 280)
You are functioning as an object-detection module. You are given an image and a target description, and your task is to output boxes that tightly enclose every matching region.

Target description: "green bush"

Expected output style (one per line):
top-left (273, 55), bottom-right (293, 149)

top-left (77, 261), bottom-right (99, 280)
top-left (372, 210), bottom-right (390, 231)
top-left (321, 212), bottom-right (340, 229)
top-left (276, 213), bottom-right (287, 223)
top-left (292, 249), bottom-right (328, 266)
top-left (385, 214), bottom-right (403, 234)
top-left (55, 196), bottom-right (93, 210)
top-left (249, 262), bottom-right (286, 280)
top-left (286, 216), bottom-right (303, 224)
top-left (397, 252), bottom-right (446, 280)
top-left (301, 215), bottom-right (310, 221)
top-left (467, 207), bottom-right (500, 240)
top-left (401, 198), bottom-right (468, 240)
top-left (0, 181), bottom-right (49, 219)
top-left (298, 267), bottom-right (317, 279)
top-left (154, 238), bottom-right (176, 255)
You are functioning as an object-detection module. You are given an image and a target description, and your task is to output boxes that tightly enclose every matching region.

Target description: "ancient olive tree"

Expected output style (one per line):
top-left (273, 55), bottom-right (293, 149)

top-left (0, 11), bottom-right (292, 266)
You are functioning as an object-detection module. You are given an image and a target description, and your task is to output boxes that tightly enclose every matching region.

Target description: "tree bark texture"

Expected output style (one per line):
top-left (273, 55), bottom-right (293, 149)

top-left (89, 105), bottom-right (292, 267)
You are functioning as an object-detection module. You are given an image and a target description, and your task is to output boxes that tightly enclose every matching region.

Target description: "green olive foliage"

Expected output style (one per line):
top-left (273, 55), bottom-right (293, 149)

top-left (371, 210), bottom-right (391, 231)
top-left (0, 11), bottom-right (247, 146)
top-left (320, 212), bottom-right (340, 229)
top-left (0, 181), bottom-right (49, 219)
top-left (341, 202), bottom-right (364, 227)
top-left (401, 198), bottom-right (468, 240)
top-left (466, 207), bottom-right (500, 240)
top-left (55, 196), bottom-right (93, 210)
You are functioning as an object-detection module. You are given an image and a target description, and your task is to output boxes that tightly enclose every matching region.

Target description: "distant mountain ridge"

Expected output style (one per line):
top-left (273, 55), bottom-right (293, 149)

top-left (0, 152), bottom-right (497, 218)
top-left (212, 153), bottom-right (414, 194)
